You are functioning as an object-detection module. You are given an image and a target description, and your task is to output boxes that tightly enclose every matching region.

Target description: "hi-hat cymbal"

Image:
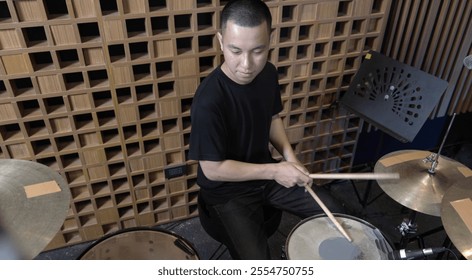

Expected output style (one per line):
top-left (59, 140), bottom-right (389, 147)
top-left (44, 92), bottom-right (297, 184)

top-left (441, 177), bottom-right (472, 260)
top-left (374, 150), bottom-right (472, 216)
top-left (0, 159), bottom-right (71, 259)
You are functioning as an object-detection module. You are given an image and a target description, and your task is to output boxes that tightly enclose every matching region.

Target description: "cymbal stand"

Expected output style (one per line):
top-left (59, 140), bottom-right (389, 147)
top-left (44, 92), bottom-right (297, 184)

top-left (397, 210), bottom-right (446, 256)
top-left (424, 113), bottom-right (456, 174)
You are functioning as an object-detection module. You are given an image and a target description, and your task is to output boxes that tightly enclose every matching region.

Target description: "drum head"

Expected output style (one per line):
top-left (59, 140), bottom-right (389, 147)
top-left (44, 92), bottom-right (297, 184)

top-left (286, 214), bottom-right (392, 260)
top-left (79, 228), bottom-right (199, 260)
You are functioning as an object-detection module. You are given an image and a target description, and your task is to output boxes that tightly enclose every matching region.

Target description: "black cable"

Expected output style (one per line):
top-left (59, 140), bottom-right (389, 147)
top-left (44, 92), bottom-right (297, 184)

top-left (442, 248), bottom-right (459, 260)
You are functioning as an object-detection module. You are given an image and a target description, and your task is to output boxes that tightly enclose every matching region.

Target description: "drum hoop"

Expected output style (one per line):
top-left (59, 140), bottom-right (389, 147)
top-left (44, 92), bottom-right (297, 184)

top-left (285, 213), bottom-right (391, 260)
top-left (77, 226), bottom-right (200, 260)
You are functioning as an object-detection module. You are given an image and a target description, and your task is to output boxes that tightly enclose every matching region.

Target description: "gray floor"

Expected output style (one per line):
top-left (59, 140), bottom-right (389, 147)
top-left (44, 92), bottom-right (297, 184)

top-left (34, 178), bottom-right (462, 260)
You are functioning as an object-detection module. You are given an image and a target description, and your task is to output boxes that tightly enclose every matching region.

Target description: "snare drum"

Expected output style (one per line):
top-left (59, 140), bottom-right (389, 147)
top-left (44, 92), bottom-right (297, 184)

top-left (78, 227), bottom-right (199, 260)
top-left (286, 214), bottom-right (393, 260)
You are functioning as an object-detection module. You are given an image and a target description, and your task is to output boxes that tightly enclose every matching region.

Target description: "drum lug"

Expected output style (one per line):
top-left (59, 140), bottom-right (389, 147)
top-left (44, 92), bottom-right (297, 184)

top-left (280, 245), bottom-right (287, 260)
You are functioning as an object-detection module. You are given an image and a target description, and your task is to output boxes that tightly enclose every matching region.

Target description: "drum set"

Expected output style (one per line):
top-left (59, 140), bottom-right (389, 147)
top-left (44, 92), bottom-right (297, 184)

top-left (285, 148), bottom-right (472, 260)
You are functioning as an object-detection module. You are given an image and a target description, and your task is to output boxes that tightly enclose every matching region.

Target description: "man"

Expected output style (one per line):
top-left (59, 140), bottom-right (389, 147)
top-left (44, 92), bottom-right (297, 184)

top-left (189, 0), bottom-right (342, 259)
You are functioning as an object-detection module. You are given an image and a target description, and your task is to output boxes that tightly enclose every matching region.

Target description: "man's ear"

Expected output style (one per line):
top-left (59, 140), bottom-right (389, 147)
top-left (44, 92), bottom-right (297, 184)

top-left (217, 32), bottom-right (223, 51)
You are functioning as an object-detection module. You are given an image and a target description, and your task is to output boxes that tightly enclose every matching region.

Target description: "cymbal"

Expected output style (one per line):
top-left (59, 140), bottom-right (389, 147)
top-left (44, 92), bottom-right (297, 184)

top-left (441, 177), bottom-right (472, 260)
top-left (0, 159), bottom-right (71, 259)
top-left (374, 150), bottom-right (472, 216)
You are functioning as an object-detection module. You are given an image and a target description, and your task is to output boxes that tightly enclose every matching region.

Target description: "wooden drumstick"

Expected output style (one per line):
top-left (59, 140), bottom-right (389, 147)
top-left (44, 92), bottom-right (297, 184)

top-left (304, 184), bottom-right (353, 242)
top-left (309, 172), bottom-right (400, 180)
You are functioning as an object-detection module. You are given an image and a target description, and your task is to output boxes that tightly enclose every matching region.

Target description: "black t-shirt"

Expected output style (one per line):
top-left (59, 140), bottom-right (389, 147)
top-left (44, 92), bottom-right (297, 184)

top-left (189, 62), bottom-right (283, 204)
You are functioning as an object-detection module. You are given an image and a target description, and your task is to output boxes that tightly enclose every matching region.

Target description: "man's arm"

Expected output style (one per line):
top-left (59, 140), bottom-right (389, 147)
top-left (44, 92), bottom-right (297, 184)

top-left (269, 114), bottom-right (299, 163)
top-left (199, 159), bottom-right (308, 187)
top-left (199, 115), bottom-right (312, 188)
top-left (269, 114), bottom-right (313, 187)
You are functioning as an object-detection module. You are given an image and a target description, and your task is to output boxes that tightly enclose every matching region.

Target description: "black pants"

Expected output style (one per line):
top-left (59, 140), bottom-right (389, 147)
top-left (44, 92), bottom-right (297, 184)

top-left (203, 181), bottom-right (344, 259)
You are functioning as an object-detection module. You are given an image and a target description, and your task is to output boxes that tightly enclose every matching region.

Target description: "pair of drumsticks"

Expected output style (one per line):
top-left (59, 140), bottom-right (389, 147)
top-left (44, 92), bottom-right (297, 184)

top-left (305, 172), bottom-right (400, 242)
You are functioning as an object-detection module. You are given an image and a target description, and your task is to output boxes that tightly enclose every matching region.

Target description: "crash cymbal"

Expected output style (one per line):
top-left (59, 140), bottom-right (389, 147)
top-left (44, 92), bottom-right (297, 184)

top-left (0, 159), bottom-right (71, 259)
top-left (441, 177), bottom-right (472, 260)
top-left (374, 150), bottom-right (472, 216)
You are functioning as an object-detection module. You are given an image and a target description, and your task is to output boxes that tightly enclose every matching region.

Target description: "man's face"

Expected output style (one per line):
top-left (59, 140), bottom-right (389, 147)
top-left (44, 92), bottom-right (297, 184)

top-left (217, 20), bottom-right (270, 85)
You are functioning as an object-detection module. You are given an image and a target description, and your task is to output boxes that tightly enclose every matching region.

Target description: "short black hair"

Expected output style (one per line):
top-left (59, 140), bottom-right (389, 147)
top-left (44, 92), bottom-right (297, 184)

top-left (220, 0), bottom-right (272, 34)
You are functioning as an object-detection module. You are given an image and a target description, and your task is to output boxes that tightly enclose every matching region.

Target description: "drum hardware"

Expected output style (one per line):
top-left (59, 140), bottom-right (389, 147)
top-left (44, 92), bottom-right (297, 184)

top-left (423, 153), bottom-right (440, 174)
top-left (396, 211), bottom-right (441, 246)
top-left (393, 175), bottom-right (472, 260)
top-left (280, 245), bottom-right (287, 260)
top-left (398, 214), bottom-right (418, 237)
top-left (424, 113), bottom-right (457, 174)
top-left (0, 159), bottom-right (71, 259)
top-left (396, 211), bottom-right (420, 249)
top-left (397, 223), bottom-right (453, 259)
top-left (394, 209), bottom-right (450, 259)
top-left (174, 237), bottom-right (198, 256)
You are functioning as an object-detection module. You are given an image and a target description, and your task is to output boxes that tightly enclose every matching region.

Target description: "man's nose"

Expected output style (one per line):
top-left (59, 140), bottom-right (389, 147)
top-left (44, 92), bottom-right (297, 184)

top-left (241, 53), bottom-right (253, 69)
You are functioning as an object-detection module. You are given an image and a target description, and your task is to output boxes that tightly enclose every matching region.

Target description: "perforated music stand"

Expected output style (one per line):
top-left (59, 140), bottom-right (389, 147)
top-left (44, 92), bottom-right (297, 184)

top-left (340, 51), bottom-right (448, 143)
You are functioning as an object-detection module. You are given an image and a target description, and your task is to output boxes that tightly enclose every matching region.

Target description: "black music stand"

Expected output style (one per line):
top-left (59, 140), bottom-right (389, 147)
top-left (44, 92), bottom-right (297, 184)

top-left (340, 50), bottom-right (448, 143)
top-left (339, 51), bottom-right (448, 207)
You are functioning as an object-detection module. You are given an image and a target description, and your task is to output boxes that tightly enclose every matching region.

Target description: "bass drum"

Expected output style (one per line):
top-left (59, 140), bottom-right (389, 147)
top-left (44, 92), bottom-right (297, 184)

top-left (286, 213), bottom-right (393, 260)
top-left (78, 227), bottom-right (199, 260)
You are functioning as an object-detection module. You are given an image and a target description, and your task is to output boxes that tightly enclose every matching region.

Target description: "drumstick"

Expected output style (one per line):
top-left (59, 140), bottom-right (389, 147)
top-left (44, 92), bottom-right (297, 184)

top-left (304, 184), bottom-right (353, 242)
top-left (309, 172), bottom-right (399, 180)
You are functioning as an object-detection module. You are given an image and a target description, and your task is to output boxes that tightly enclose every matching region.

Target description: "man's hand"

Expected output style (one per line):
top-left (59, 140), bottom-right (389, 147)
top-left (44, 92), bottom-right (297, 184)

top-left (273, 161), bottom-right (313, 188)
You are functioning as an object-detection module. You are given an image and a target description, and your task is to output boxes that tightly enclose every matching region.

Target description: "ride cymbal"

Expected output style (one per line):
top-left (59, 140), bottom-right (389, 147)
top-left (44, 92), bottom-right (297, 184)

top-left (0, 159), bottom-right (71, 259)
top-left (374, 150), bottom-right (472, 216)
top-left (441, 177), bottom-right (472, 260)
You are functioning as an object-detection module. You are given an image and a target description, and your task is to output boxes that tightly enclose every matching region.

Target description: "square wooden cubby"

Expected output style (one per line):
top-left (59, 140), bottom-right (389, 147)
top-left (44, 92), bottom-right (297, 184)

top-left (0, 2), bottom-right (12, 23)
top-left (0, 123), bottom-right (23, 141)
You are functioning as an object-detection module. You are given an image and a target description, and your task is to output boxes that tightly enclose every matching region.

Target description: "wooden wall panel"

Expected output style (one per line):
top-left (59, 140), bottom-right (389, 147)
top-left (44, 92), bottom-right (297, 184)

top-left (0, 0), bottom-right (392, 251)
